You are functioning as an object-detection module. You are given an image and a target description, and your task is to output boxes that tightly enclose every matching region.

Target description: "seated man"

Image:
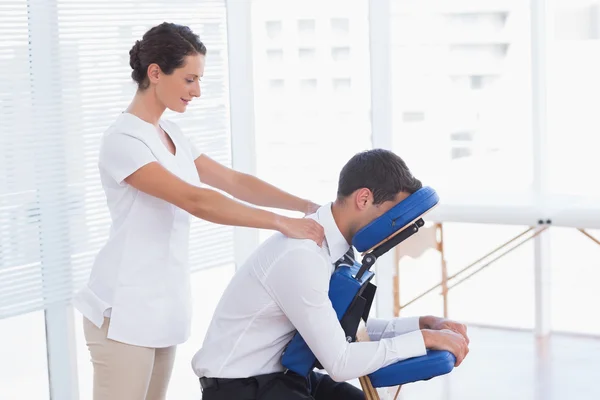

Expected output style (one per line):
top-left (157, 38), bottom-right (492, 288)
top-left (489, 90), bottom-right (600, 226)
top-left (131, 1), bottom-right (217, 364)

top-left (192, 149), bottom-right (470, 400)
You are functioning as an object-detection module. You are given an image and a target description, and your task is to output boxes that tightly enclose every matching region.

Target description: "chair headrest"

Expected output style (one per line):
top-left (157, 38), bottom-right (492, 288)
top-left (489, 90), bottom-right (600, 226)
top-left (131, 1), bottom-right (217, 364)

top-left (352, 186), bottom-right (439, 253)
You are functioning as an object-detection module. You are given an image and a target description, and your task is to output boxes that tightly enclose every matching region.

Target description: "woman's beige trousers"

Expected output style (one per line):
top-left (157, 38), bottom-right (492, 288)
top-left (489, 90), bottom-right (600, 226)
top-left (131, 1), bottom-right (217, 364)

top-left (83, 317), bottom-right (176, 400)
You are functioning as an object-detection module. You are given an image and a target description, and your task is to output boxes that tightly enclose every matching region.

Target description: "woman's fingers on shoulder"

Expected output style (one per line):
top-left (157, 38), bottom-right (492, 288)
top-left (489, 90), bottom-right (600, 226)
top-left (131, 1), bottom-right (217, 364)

top-left (309, 219), bottom-right (324, 232)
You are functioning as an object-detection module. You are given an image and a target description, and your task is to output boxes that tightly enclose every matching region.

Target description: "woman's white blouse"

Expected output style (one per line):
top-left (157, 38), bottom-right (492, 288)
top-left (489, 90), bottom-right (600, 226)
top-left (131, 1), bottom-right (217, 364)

top-left (73, 113), bottom-right (202, 348)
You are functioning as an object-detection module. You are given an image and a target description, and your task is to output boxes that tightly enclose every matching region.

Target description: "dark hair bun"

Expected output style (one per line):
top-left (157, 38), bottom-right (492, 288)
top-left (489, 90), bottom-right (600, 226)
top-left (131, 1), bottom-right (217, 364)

top-left (128, 23), bottom-right (207, 90)
top-left (129, 40), bottom-right (144, 83)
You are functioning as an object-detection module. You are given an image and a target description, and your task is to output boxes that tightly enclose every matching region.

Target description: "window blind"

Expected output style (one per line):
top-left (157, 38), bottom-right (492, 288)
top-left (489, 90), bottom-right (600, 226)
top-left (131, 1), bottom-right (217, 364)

top-left (0, 0), bottom-right (233, 319)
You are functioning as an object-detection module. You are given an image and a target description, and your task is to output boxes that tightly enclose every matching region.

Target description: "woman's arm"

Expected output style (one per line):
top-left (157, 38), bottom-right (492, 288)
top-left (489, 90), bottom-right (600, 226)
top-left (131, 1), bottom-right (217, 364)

top-left (194, 154), bottom-right (320, 215)
top-left (125, 161), bottom-right (324, 245)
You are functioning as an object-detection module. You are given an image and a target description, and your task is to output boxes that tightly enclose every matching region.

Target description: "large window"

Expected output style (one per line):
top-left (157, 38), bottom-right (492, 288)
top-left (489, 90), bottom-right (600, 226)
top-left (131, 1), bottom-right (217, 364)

top-left (545, 0), bottom-right (600, 337)
top-left (547, 0), bottom-right (600, 198)
top-left (0, 0), bottom-right (39, 320)
top-left (390, 0), bottom-right (533, 204)
top-left (250, 0), bottom-right (372, 242)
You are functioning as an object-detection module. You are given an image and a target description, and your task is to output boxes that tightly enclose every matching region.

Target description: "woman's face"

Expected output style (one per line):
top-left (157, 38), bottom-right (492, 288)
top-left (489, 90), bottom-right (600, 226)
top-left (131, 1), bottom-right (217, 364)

top-left (154, 53), bottom-right (205, 113)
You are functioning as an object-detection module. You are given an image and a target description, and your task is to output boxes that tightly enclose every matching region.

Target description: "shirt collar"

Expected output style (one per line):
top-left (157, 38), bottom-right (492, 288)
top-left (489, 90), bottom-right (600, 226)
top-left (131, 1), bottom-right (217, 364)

top-left (310, 203), bottom-right (351, 264)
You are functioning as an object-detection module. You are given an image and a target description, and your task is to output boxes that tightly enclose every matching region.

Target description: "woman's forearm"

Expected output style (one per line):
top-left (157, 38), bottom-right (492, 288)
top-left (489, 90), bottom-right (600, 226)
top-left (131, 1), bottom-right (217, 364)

top-left (231, 173), bottom-right (310, 213)
top-left (191, 187), bottom-right (283, 229)
top-left (188, 187), bottom-right (324, 245)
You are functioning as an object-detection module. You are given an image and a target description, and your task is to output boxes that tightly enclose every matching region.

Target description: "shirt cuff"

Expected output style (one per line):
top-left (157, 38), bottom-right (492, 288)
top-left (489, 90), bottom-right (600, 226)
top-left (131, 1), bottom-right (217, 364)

top-left (385, 329), bottom-right (428, 365)
top-left (367, 316), bottom-right (421, 341)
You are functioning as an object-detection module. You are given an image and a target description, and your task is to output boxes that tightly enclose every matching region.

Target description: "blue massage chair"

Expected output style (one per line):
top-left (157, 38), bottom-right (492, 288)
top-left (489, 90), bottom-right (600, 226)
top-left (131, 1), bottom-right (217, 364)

top-left (281, 187), bottom-right (456, 398)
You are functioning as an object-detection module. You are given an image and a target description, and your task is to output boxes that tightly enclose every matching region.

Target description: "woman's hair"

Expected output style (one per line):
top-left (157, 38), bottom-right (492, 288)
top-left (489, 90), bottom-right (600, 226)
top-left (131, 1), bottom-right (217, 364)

top-left (129, 22), bottom-right (207, 90)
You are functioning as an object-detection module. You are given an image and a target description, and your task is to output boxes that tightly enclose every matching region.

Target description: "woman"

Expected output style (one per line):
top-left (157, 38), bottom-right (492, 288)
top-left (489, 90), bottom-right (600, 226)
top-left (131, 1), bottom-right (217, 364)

top-left (73, 22), bottom-right (324, 400)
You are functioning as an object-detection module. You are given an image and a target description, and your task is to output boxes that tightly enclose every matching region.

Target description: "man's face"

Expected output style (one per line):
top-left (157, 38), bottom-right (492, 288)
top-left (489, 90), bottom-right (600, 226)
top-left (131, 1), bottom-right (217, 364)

top-left (353, 191), bottom-right (412, 236)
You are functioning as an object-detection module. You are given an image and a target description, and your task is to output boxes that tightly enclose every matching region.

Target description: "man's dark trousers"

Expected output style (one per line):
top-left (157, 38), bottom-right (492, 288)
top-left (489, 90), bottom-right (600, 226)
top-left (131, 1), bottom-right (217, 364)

top-left (200, 370), bottom-right (365, 400)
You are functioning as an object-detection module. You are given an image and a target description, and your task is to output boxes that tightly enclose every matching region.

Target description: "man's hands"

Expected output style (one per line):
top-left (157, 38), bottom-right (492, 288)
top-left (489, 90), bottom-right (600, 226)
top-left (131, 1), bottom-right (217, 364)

top-left (421, 329), bottom-right (469, 367)
top-left (420, 316), bottom-right (469, 344)
top-left (420, 316), bottom-right (470, 367)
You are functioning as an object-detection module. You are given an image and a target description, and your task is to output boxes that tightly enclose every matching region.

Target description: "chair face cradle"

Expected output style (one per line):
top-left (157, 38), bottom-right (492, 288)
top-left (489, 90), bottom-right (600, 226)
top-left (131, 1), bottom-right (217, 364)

top-left (281, 187), bottom-right (455, 393)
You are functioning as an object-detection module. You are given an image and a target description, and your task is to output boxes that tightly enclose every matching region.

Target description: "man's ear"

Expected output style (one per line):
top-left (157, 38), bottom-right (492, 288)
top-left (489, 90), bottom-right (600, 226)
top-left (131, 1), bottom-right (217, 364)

top-left (355, 188), bottom-right (372, 211)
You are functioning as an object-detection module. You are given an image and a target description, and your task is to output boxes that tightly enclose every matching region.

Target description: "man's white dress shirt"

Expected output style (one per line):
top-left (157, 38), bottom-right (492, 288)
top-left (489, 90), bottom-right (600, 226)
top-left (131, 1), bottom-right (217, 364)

top-left (192, 203), bottom-right (427, 382)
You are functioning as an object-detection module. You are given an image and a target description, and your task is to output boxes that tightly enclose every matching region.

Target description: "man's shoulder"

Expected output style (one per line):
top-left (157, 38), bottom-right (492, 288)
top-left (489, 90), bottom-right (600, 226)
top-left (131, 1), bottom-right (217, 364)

top-left (242, 233), bottom-right (328, 275)
top-left (270, 233), bottom-right (325, 259)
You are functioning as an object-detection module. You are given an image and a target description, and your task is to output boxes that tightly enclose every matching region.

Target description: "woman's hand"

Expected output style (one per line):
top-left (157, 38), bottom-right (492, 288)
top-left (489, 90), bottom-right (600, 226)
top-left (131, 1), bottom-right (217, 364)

top-left (304, 201), bottom-right (321, 216)
top-left (277, 216), bottom-right (325, 246)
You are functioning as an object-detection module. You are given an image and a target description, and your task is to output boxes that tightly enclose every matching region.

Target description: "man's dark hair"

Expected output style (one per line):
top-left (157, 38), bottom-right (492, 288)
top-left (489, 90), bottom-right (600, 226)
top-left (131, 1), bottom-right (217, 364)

top-left (129, 22), bottom-right (207, 90)
top-left (336, 149), bottom-right (422, 205)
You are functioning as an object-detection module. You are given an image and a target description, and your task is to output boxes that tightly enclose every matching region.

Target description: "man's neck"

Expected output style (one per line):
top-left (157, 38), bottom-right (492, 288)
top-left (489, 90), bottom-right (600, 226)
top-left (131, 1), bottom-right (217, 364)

top-left (331, 201), bottom-right (354, 245)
